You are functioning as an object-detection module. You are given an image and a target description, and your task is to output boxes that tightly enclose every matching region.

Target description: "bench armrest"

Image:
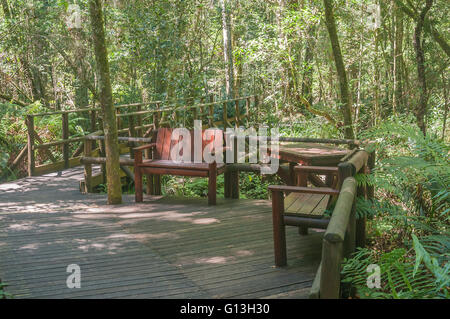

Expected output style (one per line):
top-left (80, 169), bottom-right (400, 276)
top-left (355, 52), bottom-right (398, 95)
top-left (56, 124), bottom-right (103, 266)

top-left (268, 185), bottom-right (339, 196)
top-left (133, 143), bottom-right (157, 152)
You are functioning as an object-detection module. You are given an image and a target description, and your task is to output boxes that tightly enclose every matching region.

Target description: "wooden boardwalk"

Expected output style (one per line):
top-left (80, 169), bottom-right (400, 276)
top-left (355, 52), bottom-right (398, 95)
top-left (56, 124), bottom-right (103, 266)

top-left (0, 167), bottom-right (322, 299)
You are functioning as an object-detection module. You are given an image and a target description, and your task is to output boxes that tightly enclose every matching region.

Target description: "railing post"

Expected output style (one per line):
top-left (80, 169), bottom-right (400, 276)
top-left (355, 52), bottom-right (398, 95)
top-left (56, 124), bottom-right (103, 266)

top-left (344, 197), bottom-right (356, 257)
top-left (320, 239), bottom-right (343, 299)
top-left (62, 113), bottom-right (69, 169)
top-left (26, 115), bottom-right (35, 176)
top-left (83, 137), bottom-right (92, 193)
top-left (128, 114), bottom-right (136, 158)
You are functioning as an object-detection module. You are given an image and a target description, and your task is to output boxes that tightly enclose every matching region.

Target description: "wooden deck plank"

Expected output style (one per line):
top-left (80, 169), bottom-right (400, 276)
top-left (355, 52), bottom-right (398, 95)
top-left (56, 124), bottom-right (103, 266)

top-left (0, 166), bottom-right (321, 299)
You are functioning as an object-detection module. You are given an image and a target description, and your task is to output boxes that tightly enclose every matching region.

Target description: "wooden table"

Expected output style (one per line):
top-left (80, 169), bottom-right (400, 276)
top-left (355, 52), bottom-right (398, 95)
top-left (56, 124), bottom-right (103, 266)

top-left (275, 142), bottom-right (349, 166)
top-left (271, 142), bottom-right (350, 186)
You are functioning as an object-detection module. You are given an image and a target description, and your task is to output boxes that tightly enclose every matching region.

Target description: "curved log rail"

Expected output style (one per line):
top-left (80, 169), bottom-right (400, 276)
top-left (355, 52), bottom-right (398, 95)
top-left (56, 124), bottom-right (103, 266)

top-left (18, 94), bottom-right (259, 177)
top-left (309, 149), bottom-right (375, 299)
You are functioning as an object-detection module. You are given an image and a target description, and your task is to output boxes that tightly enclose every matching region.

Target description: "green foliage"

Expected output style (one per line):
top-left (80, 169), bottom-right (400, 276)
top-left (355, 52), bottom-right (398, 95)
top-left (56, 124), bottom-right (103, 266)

top-left (342, 118), bottom-right (450, 299)
top-left (341, 247), bottom-right (448, 299)
top-left (0, 280), bottom-right (12, 299)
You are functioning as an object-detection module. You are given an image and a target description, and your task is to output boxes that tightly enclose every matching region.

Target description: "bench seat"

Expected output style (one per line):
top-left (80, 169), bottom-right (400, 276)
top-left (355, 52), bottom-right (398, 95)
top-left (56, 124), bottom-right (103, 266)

top-left (284, 193), bottom-right (330, 219)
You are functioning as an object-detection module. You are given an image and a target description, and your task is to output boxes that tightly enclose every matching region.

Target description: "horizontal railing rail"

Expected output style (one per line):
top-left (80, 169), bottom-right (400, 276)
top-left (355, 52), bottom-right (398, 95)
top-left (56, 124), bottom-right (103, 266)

top-left (21, 94), bottom-right (259, 177)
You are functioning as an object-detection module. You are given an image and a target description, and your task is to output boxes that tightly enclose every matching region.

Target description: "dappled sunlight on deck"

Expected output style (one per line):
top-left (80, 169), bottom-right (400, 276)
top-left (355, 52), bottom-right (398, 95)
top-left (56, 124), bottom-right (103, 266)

top-left (0, 166), bottom-right (322, 299)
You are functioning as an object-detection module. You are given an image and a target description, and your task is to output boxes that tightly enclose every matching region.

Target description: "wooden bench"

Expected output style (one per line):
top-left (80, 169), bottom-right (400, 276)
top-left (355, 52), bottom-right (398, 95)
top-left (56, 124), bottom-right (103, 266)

top-left (269, 165), bottom-right (340, 266)
top-left (134, 128), bottom-right (226, 205)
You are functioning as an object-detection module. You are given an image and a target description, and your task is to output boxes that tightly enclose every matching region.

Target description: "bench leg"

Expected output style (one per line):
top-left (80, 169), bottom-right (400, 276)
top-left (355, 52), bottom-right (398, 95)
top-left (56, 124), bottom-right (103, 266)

top-left (154, 175), bottom-right (161, 195)
top-left (146, 174), bottom-right (154, 195)
top-left (135, 167), bottom-right (143, 202)
top-left (231, 171), bottom-right (239, 199)
top-left (208, 172), bottom-right (217, 205)
top-left (299, 226), bottom-right (308, 235)
top-left (224, 171), bottom-right (231, 198)
top-left (272, 190), bottom-right (287, 267)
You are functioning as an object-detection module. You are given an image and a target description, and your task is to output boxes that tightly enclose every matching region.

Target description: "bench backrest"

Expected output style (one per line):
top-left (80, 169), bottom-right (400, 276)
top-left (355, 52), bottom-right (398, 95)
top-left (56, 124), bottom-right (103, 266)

top-left (153, 128), bottom-right (223, 162)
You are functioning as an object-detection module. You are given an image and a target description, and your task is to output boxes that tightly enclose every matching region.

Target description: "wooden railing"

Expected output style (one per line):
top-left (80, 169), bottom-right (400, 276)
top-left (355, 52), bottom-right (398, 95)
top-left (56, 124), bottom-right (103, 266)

top-left (19, 95), bottom-right (259, 177)
top-left (309, 149), bottom-right (375, 299)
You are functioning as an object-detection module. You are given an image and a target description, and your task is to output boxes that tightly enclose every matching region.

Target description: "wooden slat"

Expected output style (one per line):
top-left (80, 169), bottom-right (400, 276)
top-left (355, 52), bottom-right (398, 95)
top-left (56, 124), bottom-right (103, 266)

top-left (284, 193), bottom-right (330, 218)
top-left (285, 193), bottom-right (313, 214)
top-left (0, 165), bottom-right (321, 299)
top-left (161, 128), bottom-right (173, 160)
top-left (155, 128), bottom-right (166, 159)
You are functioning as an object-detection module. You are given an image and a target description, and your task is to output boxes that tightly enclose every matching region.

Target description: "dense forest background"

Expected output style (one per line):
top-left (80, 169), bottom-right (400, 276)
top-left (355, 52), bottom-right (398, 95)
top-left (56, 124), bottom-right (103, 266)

top-left (0, 0), bottom-right (448, 298)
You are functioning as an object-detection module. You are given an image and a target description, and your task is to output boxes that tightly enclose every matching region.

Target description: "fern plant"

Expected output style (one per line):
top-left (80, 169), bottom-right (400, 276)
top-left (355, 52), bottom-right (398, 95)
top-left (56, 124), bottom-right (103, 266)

top-left (342, 117), bottom-right (449, 299)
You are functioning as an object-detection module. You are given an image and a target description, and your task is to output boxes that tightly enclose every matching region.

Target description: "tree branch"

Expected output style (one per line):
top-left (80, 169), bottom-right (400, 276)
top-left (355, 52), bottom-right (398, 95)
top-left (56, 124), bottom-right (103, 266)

top-left (395, 0), bottom-right (450, 57)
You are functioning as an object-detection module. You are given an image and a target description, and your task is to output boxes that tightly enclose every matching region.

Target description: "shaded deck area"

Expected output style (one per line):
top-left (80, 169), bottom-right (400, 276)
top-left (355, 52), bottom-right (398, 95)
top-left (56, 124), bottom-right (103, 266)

top-left (0, 167), bottom-right (322, 299)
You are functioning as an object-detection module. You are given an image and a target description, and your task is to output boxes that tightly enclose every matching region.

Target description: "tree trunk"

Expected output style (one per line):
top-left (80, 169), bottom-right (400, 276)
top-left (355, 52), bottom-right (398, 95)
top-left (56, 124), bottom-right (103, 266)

top-left (413, 0), bottom-right (433, 135)
top-left (220, 0), bottom-right (235, 100)
top-left (393, 1), bottom-right (404, 113)
top-left (395, 0), bottom-right (449, 58)
top-left (71, 28), bottom-right (90, 109)
top-left (89, 0), bottom-right (122, 204)
top-left (302, 24), bottom-right (317, 108)
top-left (323, 0), bottom-right (355, 139)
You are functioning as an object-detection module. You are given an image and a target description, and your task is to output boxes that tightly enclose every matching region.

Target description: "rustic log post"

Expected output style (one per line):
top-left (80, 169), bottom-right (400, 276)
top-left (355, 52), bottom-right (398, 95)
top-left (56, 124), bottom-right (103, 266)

top-left (320, 177), bottom-right (357, 298)
top-left (271, 189), bottom-right (287, 267)
top-left (62, 113), bottom-right (69, 169)
top-left (320, 239), bottom-right (343, 299)
top-left (83, 137), bottom-right (92, 193)
top-left (345, 196), bottom-right (356, 257)
top-left (338, 162), bottom-right (354, 189)
top-left (26, 115), bottom-right (35, 176)
top-left (128, 114), bottom-right (136, 159)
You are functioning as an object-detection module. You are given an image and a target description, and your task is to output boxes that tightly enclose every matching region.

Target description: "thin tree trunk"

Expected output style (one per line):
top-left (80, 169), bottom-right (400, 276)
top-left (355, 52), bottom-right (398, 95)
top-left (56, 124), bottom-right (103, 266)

top-left (395, 0), bottom-right (449, 58)
top-left (323, 0), bottom-right (355, 139)
top-left (89, 0), bottom-right (122, 204)
top-left (71, 28), bottom-right (90, 108)
top-left (220, 0), bottom-right (235, 100)
top-left (442, 72), bottom-right (448, 140)
top-left (302, 24), bottom-right (317, 108)
top-left (393, 0), bottom-right (404, 113)
top-left (413, 0), bottom-right (433, 135)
